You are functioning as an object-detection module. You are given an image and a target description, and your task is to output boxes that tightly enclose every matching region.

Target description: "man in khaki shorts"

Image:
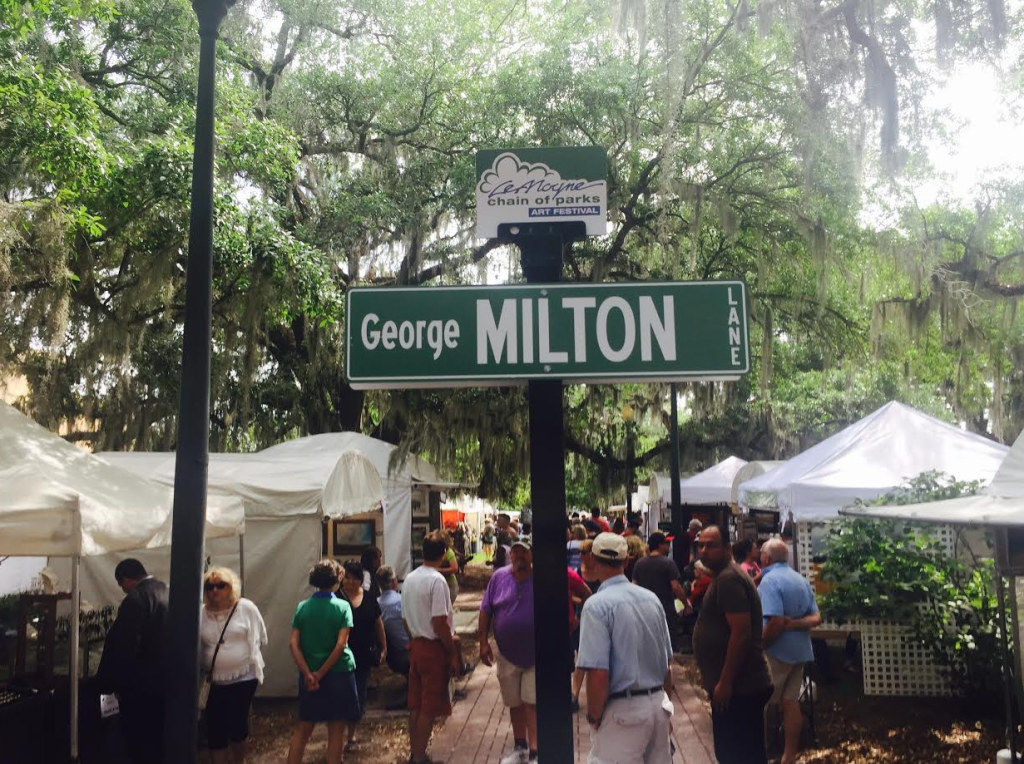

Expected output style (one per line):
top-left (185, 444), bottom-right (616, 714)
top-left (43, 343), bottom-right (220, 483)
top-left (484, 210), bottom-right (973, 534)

top-left (760, 538), bottom-right (821, 764)
top-left (479, 539), bottom-right (537, 764)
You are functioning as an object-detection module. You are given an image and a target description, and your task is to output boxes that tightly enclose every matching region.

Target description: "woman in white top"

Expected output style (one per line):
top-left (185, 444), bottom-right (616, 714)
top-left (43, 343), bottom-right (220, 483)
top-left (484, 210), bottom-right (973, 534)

top-left (200, 566), bottom-right (268, 764)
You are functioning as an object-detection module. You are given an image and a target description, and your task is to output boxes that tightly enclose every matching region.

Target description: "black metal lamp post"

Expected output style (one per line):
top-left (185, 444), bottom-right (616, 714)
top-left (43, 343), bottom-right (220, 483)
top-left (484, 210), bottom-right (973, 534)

top-left (621, 404), bottom-right (636, 523)
top-left (163, 1), bottom-right (233, 760)
top-left (669, 383), bottom-right (687, 568)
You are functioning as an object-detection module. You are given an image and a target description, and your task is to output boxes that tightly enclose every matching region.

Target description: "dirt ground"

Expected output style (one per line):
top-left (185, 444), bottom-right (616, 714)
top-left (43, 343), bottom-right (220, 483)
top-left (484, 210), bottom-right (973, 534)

top-left (801, 674), bottom-right (1005, 763)
top-left (243, 565), bottom-right (1008, 763)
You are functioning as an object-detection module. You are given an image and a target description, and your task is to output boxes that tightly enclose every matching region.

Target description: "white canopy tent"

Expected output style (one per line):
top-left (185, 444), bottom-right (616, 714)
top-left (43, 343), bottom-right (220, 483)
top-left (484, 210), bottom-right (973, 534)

top-left (645, 459), bottom-right (747, 533)
top-left (0, 401), bottom-right (245, 758)
top-left (679, 455), bottom-right (748, 505)
top-left (731, 460), bottom-right (784, 506)
top-left (737, 401), bottom-right (1009, 521)
top-left (97, 432), bottom-right (446, 696)
top-left (841, 428), bottom-right (1024, 527)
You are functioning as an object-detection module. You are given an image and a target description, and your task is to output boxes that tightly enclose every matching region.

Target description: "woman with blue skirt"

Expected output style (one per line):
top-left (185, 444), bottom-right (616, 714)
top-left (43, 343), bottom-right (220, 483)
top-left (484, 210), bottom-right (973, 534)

top-left (286, 560), bottom-right (361, 764)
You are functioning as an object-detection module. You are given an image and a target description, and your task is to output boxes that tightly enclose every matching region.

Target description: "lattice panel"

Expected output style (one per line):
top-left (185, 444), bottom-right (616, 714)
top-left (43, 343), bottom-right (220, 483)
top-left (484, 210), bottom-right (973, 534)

top-left (795, 520), bottom-right (957, 582)
top-left (794, 520), bottom-right (957, 697)
top-left (860, 620), bottom-right (953, 697)
top-left (794, 521), bottom-right (819, 582)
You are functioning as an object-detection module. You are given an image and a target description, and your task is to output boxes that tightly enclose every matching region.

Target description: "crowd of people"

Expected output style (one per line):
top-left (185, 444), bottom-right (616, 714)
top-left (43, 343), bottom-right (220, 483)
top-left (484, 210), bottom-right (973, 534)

top-left (94, 513), bottom-right (819, 764)
top-left (473, 511), bottom-right (821, 764)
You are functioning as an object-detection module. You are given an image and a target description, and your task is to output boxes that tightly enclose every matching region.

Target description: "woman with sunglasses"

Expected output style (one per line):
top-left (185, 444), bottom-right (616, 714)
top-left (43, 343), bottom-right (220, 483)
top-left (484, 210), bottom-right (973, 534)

top-left (200, 567), bottom-right (268, 764)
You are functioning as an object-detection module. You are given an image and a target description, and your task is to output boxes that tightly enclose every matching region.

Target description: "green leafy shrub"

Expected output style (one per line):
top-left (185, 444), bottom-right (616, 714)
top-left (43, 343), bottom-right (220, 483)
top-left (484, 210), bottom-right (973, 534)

top-left (819, 472), bottom-right (1008, 706)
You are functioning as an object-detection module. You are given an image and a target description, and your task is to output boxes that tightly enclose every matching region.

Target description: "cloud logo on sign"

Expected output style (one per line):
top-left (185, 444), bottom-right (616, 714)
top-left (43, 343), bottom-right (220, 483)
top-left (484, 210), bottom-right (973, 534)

top-left (478, 153), bottom-right (560, 194)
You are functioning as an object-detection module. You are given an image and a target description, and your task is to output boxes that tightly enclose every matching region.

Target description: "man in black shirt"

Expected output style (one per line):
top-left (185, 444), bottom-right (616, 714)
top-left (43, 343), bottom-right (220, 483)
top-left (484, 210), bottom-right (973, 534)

top-left (631, 532), bottom-right (688, 650)
top-left (96, 558), bottom-right (169, 764)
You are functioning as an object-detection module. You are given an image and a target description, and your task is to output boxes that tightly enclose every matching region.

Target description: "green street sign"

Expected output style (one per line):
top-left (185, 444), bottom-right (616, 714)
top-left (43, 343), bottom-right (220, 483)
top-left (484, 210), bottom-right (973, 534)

top-left (476, 147), bottom-right (608, 238)
top-left (345, 282), bottom-right (749, 389)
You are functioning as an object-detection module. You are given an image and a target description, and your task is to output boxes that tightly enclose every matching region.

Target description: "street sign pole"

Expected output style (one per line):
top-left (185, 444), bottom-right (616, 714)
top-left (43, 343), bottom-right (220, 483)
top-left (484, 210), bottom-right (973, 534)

top-left (501, 221), bottom-right (585, 762)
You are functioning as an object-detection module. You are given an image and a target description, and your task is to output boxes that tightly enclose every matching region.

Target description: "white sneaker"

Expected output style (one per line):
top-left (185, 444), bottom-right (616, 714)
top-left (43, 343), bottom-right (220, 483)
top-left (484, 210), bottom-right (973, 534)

top-left (499, 749), bottom-right (529, 764)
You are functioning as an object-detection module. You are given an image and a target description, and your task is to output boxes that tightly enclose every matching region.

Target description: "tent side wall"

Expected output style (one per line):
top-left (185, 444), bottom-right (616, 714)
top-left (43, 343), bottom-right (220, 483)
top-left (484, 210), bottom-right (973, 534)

top-left (227, 516), bottom-right (322, 697)
top-left (67, 515), bottom-right (321, 698)
top-left (383, 481), bottom-right (412, 581)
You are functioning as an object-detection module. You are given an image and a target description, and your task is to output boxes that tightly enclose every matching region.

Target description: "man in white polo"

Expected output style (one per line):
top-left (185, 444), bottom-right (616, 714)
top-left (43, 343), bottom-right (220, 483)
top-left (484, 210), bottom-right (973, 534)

top-left (577, 533), bottom-right (674, 763)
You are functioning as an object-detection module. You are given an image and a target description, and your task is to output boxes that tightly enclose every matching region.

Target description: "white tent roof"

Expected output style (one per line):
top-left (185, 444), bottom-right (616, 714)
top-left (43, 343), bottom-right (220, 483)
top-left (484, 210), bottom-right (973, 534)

top-left (648, 473), bottom-right (671, 501)
top-left (100, 445), bottom-right (386, 520)
top-left (842, 428), bottom-right (1024, 526)
top-left (98, 431), bottom-right (446, 519)
top-left (731, 460), bottom-right (784, 505)
top-left (679, 456), bottom-right (748, 505)
top-left (736, 401), bottom-right (1009, 520)
top-left (0, 401), bottom-right (244, 557)
top-left (259, 432), bottom-right (441, 484)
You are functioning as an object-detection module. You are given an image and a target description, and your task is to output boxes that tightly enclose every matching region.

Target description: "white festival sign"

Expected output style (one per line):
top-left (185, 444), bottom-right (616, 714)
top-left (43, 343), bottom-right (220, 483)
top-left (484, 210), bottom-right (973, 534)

top-left (475, 151), bottom-right (608, 238)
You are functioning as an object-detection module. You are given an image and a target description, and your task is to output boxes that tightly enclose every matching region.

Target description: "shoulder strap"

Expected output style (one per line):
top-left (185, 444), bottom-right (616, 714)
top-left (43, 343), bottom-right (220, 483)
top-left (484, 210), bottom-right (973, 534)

top-left (207, 601), bottom-right (240, 678)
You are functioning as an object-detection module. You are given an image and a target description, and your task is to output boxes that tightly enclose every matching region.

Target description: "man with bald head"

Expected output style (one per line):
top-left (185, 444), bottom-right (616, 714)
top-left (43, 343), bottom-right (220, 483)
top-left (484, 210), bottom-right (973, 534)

top-left (760, 537), bottom-right (821, 764)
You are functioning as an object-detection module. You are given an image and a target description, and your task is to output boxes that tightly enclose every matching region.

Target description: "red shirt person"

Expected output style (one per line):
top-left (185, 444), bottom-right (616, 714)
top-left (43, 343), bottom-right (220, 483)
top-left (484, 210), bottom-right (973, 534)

top-left (590, 506), bottom-right (612, 534)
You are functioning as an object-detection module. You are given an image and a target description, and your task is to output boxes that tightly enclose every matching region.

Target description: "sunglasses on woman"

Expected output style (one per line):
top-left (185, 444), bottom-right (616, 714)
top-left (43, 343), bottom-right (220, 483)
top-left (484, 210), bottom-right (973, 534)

top-left (204, 581), bottom-right (229, 591)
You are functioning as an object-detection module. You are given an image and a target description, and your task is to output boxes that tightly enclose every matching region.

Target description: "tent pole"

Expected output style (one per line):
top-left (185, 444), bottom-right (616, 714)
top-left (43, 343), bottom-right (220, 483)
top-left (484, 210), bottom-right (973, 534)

top-left (998, 573), bottom-right (1016, 760)
top-left (238, 534), bottom-right (245, 597)
top-left (70, 551), bottom-right (80, 762)
top-left (1010, 574), bottom-right (1023, 753)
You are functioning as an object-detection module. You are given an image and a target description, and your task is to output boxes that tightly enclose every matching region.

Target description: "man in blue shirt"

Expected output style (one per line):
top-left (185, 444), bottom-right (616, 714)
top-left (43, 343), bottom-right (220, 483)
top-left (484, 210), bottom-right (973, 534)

top-left (577, 533), bottom-right (674, 763)
top-left (375, 566), bottom-right (409, 677)
top-left (759, 538), bottom-right (821, 764)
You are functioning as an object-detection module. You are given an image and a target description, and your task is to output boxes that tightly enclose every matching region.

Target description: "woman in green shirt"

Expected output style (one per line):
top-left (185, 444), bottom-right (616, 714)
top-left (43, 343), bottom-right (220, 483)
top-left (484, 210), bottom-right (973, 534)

top-left (431, 530), bottom-right (460, 604)
top-left (286, 560), bottom-right (360, 764)
top-left (481, 522), bottom-right (495, 562)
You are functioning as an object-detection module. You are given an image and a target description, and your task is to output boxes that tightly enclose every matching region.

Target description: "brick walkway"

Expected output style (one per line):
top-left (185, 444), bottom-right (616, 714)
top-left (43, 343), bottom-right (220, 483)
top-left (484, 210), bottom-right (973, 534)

top-left (429, 656), bottom-right (715, 763)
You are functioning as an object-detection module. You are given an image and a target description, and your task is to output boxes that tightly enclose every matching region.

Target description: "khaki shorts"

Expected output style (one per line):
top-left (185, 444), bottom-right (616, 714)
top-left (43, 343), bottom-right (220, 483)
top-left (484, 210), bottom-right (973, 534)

top-left (767, 654), bottom-right (804, 704)
top-left (496, 651), bottom-right (536, 707)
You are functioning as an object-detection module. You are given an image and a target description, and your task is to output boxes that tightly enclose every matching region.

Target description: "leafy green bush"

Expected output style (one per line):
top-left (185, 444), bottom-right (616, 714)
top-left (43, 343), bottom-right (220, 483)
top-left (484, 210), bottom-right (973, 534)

top-left (819, 472), bottom-right (1008, 705)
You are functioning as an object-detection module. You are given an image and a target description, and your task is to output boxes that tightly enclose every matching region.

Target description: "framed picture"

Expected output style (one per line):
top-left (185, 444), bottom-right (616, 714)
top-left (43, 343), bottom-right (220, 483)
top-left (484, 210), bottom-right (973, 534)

top-left (411, 490), bottom-right (430, 519)
top-left (411, 521), bottom-right (430, 551)
top-left (332, 519), bottom-right (376, 555)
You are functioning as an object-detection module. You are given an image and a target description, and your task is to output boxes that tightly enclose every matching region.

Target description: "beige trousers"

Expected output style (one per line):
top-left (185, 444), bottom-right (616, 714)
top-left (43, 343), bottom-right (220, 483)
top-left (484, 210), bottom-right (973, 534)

top-left (588, 690), bottom-right (673, 764)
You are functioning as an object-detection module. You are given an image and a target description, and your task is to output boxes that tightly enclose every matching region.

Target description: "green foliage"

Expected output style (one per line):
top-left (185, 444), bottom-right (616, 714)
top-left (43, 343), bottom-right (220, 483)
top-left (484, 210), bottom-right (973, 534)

top-left (820, 474), bottom-right (1007, 704)
top-left (2, 0), bottom-right (1023, 495)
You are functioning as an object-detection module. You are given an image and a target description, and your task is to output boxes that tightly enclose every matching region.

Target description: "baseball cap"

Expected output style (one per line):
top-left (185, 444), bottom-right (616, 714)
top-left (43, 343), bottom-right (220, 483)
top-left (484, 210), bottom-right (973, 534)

top-left (647, 531), bottom-right (668, 549)
top-left (511, 538), bottom-right (532, 551)
top-left (592, 532), bottom-right (628, 561)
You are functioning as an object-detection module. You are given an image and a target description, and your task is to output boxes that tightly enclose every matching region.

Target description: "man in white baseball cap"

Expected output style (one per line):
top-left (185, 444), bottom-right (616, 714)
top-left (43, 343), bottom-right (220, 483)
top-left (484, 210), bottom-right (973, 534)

top-left (576, 533), bottom-right (674, 762)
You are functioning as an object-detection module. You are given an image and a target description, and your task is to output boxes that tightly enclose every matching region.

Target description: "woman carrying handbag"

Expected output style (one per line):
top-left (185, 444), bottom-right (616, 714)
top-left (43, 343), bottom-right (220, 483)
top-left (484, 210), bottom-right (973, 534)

top-left (200, 567), bottom-right (268, 764)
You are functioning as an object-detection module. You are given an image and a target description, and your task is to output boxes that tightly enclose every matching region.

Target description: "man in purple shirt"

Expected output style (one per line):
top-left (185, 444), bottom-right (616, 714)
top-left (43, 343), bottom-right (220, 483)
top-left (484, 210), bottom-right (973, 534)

top-left (479, 539), bottom-right (537, 764)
